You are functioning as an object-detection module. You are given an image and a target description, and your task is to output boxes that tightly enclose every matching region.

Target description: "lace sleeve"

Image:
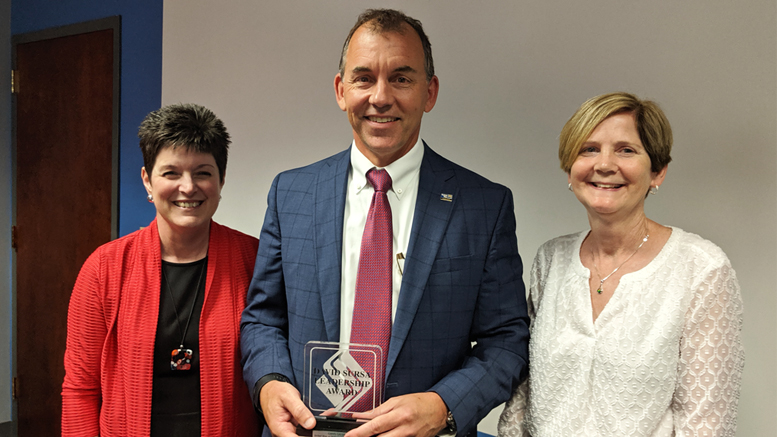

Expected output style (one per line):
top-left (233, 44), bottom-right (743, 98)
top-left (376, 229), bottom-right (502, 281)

top-left (498, 379), bottom-right (530, 437)
top-left (672, 261), bottom-right (744, 436)
top-left (497, 248), bottom-right (547, 437)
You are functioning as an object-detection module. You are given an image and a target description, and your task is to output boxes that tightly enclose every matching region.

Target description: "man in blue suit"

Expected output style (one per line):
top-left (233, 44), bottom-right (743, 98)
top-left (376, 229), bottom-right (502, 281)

top-left (241, 9), bottom-right (529, 437)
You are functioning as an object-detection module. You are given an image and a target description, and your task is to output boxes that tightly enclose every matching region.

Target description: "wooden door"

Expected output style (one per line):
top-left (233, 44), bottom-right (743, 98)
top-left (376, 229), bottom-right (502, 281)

top-left (14, 22), bottom-right (117, 436)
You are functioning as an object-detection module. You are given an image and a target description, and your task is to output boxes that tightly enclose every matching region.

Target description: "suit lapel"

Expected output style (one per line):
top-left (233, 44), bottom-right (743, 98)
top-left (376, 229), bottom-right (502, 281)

top-left (314, 148), bottom-right (351, 341)
top-left (386, 144), bottom-right (457, 376)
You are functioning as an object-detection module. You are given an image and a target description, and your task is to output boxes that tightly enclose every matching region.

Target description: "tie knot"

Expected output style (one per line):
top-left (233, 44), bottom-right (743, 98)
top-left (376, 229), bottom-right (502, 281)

top-left (366, 168), bottom-right (392, 193)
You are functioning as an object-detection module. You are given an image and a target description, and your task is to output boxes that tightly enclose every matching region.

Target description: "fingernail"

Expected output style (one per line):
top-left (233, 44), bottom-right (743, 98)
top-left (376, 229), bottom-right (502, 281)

top-left (305, 418), bottom-right (315, 428)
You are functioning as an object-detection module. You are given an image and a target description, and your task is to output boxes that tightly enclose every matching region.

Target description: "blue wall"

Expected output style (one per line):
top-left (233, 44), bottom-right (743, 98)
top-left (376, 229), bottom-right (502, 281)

top-left (5, 0), bottom-right (162, 424)
top-left (12, 0), bottom-right (162, 235)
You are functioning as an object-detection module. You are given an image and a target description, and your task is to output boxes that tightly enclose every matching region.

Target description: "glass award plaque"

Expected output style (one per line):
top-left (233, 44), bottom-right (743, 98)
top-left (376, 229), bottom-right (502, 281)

top-left (296, 341), bottom-right (384, 437)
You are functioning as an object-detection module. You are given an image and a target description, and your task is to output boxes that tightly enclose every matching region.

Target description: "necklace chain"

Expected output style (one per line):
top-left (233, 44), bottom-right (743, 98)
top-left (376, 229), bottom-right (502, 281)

top-left (162, 261), bottom-right (205, 348)
top-left (591, 233), bottom-right (649, 295)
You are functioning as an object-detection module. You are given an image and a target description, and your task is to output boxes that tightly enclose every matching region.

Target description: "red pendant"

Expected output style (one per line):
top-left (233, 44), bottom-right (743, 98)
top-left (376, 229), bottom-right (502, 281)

top-left (171, 347), bottom-right (193, 371)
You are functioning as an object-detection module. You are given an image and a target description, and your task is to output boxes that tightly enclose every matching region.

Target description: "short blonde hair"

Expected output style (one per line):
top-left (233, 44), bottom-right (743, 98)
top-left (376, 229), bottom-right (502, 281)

top-left (559, 92), bottom-right (672, 173)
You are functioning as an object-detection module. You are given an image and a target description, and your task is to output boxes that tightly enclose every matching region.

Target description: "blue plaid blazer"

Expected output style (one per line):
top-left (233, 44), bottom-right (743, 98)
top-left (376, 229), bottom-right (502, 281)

top-left (241, 143), bottom-right (529, 435)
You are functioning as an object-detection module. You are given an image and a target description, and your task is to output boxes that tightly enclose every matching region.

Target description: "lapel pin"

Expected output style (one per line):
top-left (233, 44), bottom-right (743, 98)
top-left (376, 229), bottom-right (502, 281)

top-left (440, 193), bottom-right (453, 202)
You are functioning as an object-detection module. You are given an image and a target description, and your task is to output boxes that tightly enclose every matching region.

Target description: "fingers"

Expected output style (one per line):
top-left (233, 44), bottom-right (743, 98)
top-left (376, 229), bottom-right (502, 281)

top-left (261, 380), bottom-right (316, 437)
top-left (268, 420), bottom-right (303, 437)
top-left (349, 399), bottom-right (394, 421)
top-left (344, 392), bottom-right (448, 437)
top-left (320, 408), bottom-right (339, 417)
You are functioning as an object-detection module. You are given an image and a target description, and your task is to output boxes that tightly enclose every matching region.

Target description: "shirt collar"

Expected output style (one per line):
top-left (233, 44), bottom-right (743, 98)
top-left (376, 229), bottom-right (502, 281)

top-left (350, 138), bottom-right (424, 199)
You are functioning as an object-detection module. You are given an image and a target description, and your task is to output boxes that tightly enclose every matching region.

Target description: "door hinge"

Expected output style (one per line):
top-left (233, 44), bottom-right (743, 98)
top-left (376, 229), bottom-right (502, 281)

top-left (12, 377), bottom-right (18, 400)
top-left (11, 225), bottom-right (18, 250)
top-left (11, 70), bottom-right (18, 94)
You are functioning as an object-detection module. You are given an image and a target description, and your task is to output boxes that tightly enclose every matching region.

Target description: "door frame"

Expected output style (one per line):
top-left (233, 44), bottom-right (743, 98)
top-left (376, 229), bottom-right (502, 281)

top-left (10, 16), bottom-right (120, 435)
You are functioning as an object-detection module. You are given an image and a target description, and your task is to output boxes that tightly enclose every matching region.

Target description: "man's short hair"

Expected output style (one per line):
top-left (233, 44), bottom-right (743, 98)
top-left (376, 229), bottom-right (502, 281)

top-left (339, 8), bottom-right (435, 82)
top-left (138, 103), bottom-right (230, 183)
top-left (558, 92), bottom-right (673, 174)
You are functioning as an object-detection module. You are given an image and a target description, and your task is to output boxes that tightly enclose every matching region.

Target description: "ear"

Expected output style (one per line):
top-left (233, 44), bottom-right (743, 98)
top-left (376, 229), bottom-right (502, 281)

top-left (424, 75), bottom-right (439, 113)
top-left (141, 166), bottom-right (152, 195)
top-left (334, 73), bottom-right (347, 111)
top-left (219, 170), bottom-right (226, 188)
top-left (651, 164), bottom-right (668, 188)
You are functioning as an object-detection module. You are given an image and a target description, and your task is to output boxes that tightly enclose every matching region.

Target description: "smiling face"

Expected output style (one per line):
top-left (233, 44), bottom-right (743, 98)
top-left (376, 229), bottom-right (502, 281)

top-left (568, 113), bottom-right (667, 222)
top-left (334, 24), bottom-right (439, 167)
top-left (142, 146), bottom-right (223, 237)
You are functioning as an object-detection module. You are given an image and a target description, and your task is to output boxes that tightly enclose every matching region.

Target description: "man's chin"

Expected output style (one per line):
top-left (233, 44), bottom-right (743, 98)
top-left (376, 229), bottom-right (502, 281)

top-left (356, 138), bottom-right (414, 165)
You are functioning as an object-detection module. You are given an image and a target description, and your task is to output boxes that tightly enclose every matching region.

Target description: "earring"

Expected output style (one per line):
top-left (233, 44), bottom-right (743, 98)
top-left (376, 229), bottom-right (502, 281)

top-left (649, 186), bottom-right (659, 195)
top-left (147, 194), bottom-right (153, 202)
top-left (568, 183), bottom-right (573, 192)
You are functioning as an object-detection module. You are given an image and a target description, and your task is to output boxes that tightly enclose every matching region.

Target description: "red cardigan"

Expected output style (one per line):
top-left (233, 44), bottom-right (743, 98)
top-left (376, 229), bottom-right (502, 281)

top-left (62, 219), bottom-right (260, 436)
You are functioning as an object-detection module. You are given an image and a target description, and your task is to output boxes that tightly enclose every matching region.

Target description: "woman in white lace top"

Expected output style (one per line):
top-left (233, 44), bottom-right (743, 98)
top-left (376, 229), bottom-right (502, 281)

top-left (498, 92), bottom-right (744, 437)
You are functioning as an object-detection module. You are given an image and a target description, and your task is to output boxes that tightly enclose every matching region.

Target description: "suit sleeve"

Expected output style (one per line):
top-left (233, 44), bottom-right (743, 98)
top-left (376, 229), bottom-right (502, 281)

top-left (61, 250), bottom-right (106, 437)
top-left (241, 174), bottom-right (295, 394)
top-left (430, 188), bottom-right (530, 434)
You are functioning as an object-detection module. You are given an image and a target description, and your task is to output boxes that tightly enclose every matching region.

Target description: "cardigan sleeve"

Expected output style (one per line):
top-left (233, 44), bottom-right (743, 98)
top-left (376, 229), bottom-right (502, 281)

top-left (62, 249), bottom-right (107, 436)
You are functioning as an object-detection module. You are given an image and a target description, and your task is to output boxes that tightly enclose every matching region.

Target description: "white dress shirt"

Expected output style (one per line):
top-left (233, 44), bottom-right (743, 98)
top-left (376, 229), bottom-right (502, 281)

top-left (339, 139), bottom-right (423, 343)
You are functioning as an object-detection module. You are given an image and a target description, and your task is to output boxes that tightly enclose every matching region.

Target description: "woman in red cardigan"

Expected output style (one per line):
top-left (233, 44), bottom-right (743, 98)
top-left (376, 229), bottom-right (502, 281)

top-left (62, 104), bottom-right (260, 436)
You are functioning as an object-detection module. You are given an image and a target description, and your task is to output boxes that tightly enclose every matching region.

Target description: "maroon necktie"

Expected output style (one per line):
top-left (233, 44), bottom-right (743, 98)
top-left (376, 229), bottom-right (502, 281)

top-left (350, 168), bottom-right (392, 411)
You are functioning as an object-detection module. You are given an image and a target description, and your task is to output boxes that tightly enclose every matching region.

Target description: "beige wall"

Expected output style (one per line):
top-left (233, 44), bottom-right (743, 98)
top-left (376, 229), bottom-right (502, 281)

top-left (162, 1), bottom-right (776, 434)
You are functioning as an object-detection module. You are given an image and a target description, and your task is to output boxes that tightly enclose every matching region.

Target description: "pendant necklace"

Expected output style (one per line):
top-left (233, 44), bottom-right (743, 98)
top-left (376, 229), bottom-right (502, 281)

top-left (162, 261), bottom-right (205, 371)
top-left (592, 233), bottom-right (649, 294)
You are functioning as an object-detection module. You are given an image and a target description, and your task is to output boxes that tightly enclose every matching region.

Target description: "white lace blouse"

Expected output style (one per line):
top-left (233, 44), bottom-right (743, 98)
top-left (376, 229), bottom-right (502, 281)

top-left (498, 227), bottom-right (744, 437)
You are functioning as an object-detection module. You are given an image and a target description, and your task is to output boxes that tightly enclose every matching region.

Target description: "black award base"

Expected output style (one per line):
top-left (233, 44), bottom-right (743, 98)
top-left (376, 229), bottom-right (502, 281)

top-left (296, 416), bottom-right (364, 437)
